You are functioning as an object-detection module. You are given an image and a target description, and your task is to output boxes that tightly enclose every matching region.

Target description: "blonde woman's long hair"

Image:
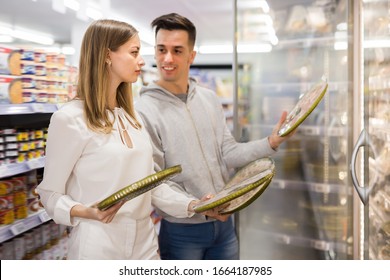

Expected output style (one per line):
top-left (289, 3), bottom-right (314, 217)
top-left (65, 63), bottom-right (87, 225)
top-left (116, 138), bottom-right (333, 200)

top-left (76, 19), bottom-right (141, 133)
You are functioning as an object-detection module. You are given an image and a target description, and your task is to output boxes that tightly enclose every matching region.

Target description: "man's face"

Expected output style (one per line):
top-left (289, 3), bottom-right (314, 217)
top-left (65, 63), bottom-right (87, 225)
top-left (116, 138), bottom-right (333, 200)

top-left (154, 29), bottom-right (196, 84)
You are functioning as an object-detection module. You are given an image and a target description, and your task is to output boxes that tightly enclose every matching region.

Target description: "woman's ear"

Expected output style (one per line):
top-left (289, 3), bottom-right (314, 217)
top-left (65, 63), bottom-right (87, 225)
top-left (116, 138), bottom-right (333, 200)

top-left (106, 49), bottom-right (112, 66)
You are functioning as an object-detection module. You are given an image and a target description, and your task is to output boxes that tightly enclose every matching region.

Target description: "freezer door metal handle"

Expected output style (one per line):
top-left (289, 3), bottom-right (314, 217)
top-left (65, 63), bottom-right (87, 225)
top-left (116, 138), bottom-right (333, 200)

top-left (350, 129), bottom-right (374, 205)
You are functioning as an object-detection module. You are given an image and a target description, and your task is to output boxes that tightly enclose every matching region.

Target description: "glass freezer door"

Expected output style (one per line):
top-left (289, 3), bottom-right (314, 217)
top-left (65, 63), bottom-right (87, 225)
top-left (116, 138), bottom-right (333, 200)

top-left (234, 0), bottom-right (353, 259)
top-left (350, 0), bottom-right (390, 260)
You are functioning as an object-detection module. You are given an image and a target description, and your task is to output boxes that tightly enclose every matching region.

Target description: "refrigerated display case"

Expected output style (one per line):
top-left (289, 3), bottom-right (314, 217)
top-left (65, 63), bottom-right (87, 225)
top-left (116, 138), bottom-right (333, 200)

top-left (233, 0), bottom-right (389, 260)
top-left (350, 0), bottom-right (390, 260)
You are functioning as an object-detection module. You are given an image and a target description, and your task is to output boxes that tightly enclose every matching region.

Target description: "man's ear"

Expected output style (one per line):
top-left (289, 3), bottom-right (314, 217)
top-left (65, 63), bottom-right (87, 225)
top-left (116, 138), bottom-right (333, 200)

top-left (189, 50), bottom-right (197, 64)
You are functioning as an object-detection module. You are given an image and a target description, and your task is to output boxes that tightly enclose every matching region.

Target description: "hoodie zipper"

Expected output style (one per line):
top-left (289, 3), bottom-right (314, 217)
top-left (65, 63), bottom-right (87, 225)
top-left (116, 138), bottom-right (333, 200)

top-left (185, 103), bottom-right (218, 194)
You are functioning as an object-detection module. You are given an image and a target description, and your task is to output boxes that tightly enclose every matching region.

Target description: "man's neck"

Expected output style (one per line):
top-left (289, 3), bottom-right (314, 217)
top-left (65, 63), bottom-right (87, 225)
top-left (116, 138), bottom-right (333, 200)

top-left (156, 80), bottom-right (188, 95)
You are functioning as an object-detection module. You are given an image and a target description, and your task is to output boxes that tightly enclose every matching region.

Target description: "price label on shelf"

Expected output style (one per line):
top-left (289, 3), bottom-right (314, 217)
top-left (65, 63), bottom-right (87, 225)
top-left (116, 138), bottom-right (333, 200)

top-left (276, 234), bottom-right (290, 245)
top-left (313, 183), bottom-right (330, 194)
top-left (0, 165), bottom-right (8, 178)
top-left (311, 240), bottom-right (330, 251)
top-left (26, 158), bottom-right (42, 170)
top-left (31, 103), bottom-right (46, 113)
top-left (10, 222), bottom-right (27, 236)
top-left (38, 211), bottom-right (51, 223)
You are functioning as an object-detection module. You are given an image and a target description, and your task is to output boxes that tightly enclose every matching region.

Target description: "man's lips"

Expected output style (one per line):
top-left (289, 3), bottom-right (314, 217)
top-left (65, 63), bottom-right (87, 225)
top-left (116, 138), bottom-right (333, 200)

top-left (162, 65), bottom-right (176, 71)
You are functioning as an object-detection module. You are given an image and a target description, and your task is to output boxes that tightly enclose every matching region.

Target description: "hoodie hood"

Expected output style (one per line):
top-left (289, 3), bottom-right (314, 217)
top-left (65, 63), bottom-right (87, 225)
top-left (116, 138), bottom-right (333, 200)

top-left (139, 77), bottom-right (198, 104)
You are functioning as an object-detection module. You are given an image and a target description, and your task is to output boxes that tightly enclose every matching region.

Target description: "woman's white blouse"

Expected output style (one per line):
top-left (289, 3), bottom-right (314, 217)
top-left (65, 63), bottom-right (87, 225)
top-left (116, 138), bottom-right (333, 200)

top-left (37, 100), bottom-right (193, 226)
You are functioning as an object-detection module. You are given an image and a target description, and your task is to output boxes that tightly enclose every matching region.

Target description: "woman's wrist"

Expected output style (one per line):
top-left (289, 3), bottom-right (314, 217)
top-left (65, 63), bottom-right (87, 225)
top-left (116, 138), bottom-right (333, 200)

top-left (188, 200), bottom-right (198, 213)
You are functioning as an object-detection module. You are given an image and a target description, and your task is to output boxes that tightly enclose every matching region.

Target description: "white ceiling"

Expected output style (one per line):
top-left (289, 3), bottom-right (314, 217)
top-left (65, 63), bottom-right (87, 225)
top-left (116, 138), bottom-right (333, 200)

top-left (0, 0), bottom-right (234, 46)
top-left (0, 0), bottom-right (323, 45)
top-left (0, 0), bottom-right (341, 65)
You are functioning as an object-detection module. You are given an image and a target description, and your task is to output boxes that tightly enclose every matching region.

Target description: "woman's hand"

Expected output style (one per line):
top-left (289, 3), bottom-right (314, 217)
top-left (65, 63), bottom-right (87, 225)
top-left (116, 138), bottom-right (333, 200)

top-left (70, 201), bottom-right (125, 224)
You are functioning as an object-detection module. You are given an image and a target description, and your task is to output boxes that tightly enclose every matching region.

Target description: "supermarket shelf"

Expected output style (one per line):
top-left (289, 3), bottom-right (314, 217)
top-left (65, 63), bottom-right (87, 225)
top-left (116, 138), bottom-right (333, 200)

top-left (251, 81), bottom-right (349, 93)
top-left (0, 157), bottom-right (45, 179)
top-left (369, 118), bottom-right (390, 142)
top-left (244, 124), bottom-right (345, 137)
top-left (252, 228), bottom-right (350, 256)
top-left (272, 179), bottom-right (351, 195)
top-left (219, 97), bottom-right (233, 105)
top-left (0, 103), bottom-right (59, 115)
top-left (0, 210), bottom-right (51, 243)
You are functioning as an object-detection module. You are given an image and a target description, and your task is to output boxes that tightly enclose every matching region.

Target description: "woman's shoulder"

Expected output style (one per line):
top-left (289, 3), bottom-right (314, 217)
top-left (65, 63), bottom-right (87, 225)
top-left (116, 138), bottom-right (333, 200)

top-left (50, 100), bottom-right (86, 127)
top-left (55, 99), bottom-right (84, 117)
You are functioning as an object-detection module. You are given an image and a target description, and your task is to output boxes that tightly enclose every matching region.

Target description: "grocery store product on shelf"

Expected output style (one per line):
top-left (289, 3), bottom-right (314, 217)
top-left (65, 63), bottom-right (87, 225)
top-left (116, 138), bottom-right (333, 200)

top-left (1, 46), bottom-right (77, 105)
top-left (0, 46), bottom-right (21, 76)
top-left (0, 127), bottom-right (47, 166)
top-left (0, 171), bottom-right (42, 226)
top-left (0, 220), bottom-right (69, 260)
top-left (0, 75), bottom-right (23, 104)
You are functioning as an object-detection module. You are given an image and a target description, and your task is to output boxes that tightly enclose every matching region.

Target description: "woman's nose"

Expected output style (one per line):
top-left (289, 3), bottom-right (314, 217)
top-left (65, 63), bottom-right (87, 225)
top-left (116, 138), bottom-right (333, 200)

top-left (139, 57), bottom-right (145, 67)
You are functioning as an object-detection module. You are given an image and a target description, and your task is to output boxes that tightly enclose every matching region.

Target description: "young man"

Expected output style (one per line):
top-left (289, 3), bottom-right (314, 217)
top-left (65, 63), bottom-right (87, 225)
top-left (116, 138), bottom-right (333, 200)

top-left (135, 13), bottom-right (292, 260)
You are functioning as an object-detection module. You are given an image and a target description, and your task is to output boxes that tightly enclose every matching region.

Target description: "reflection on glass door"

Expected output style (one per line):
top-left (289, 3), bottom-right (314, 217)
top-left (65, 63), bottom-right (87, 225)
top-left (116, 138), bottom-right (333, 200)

top-left (235, 0), bottom-right (353, 259)
top-left (361, 0), bottom-right (390, 260)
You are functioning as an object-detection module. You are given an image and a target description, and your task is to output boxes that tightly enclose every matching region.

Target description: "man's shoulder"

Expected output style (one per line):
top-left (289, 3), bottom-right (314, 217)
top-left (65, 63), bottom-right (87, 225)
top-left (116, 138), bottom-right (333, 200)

top-left (135, 94), bottom-right (159, 115)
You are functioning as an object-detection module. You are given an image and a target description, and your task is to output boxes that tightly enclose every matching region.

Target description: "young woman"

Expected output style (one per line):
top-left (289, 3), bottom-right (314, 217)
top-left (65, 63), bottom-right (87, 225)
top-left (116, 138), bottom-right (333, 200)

top-left (36, 19), bottom-right (198, 260)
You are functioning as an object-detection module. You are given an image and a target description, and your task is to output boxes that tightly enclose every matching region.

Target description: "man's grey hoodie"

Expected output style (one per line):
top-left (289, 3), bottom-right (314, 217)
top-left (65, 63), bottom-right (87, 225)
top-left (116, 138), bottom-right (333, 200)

top-left (135, 78), bottom-right (276, 224)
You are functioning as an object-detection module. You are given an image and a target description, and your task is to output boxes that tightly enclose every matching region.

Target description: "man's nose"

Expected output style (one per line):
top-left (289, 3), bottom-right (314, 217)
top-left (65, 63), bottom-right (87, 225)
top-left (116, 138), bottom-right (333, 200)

top-left (164, 51), bottom-right (173, 62)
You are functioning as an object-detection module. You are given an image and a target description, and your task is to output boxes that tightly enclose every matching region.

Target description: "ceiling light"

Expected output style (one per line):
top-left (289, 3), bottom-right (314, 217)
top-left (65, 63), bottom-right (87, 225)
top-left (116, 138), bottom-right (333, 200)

top-left (238, 43), bottom-right (272, 53)
top-left (52, 0), bottom-right (66, 14)
top-left (241, 14), bottom-right (274, 26)
top-left (86, 7), bottom-right (103, 20)
top-left (197, 43), bottom-right (272, 54)
top-left (334, 41), bottom-right (347, 50)
top-left (0, 35), bottom-right (13, 43)
top-left (64, 0), bottom-right (79, 11)
top-left (13, 29), bottom-right (54, 45)
top-left (238, 0), bottom-right (270, 13)
top-left (364, 40), bottom-right (390, 48)
top-left (61, 46), bottom-right (75, 55)
top-left (337, 22), bottom-right (348, 31)
top-left (198, 45), bottom-right (233, 54)
top-left (0, 23), bottom-right (54, 45)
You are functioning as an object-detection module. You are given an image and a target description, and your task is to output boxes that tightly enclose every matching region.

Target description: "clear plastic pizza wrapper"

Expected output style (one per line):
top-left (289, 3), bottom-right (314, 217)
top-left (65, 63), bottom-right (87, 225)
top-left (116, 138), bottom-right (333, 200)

top-left (193, 157), bottom-right (275, 214)
top-left (278, 76), bottom-right (328, 137)
top-left (97, 165), bottom-right (182, 211)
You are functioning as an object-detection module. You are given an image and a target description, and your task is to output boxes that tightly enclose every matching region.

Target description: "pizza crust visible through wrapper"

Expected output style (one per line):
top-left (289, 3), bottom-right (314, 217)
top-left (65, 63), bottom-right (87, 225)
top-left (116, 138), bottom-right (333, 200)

top-left (97, 165), bottom-right (182, 211)
top-left (193, 158), bottom-right (275, 214)
top-left (278, 77), bottom-right (328, 137)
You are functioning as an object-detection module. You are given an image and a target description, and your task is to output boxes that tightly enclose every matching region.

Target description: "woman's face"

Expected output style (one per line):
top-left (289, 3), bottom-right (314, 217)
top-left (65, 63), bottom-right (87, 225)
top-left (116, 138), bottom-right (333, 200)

top-left (108, 34), bottom-right (145, 84)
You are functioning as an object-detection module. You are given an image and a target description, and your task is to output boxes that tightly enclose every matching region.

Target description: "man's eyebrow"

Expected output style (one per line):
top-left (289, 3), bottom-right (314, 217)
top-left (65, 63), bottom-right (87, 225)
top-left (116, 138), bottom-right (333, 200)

top-left (156, 44), bottom-right (184, 49)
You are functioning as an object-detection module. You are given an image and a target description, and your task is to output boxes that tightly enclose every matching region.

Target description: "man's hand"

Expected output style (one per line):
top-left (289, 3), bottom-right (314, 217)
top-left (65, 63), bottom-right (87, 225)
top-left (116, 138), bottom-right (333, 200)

top-left (268, 110), bottom-right (297, 150)
top-left (191, 194), bottom-right (231, 222)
